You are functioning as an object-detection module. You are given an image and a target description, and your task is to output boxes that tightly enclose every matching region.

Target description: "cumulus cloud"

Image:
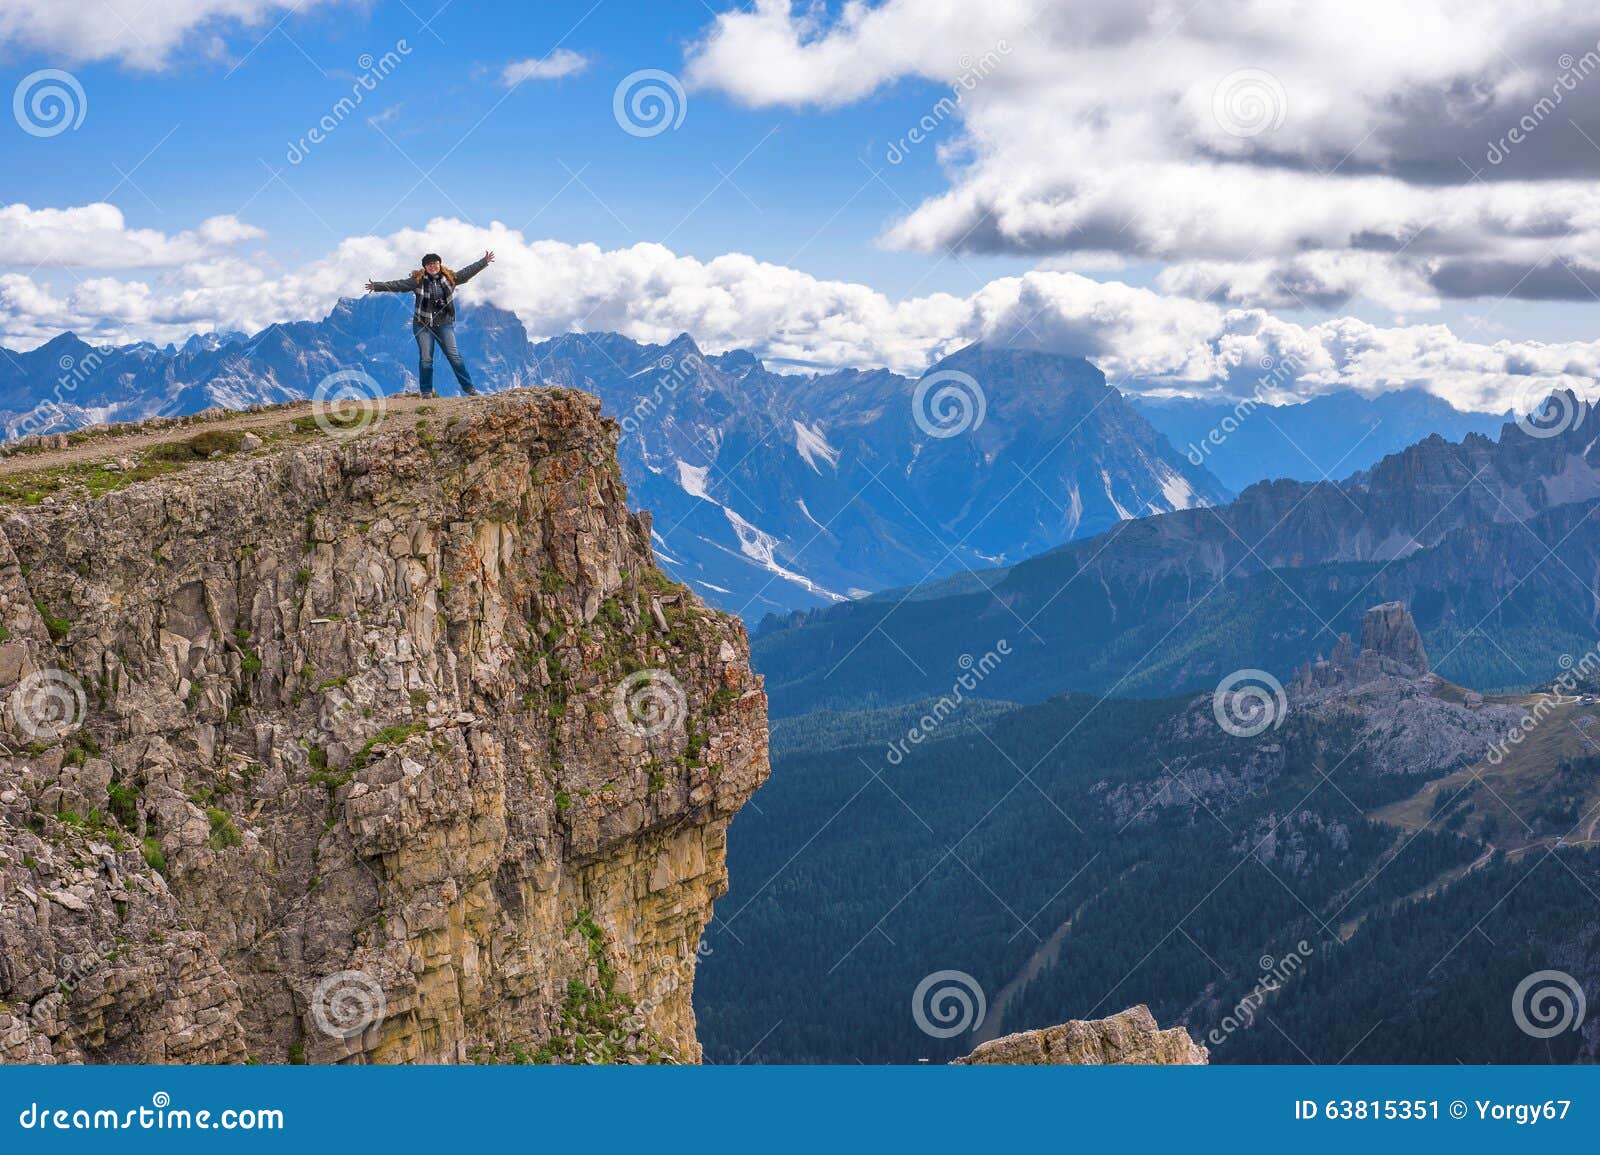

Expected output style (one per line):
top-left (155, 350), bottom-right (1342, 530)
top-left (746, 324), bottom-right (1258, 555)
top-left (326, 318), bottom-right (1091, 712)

top-left (1, 213), bottom-right (1595, 419)
top-left (684, 0), bottom-right (1600, 310)
top-left (0, 203), bottom-right (264, 268)
top-left (500, 49), bottom-right (589, 86)
top-left (0, 0), bottom-right (339, 69)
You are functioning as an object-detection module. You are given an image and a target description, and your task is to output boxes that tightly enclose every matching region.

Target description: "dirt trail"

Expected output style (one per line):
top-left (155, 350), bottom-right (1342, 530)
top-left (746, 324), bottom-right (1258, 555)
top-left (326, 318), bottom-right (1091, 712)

top-left (0, 393), bottom-right (483, 477)
top-left (969, 914), bottom-right (1077, 1046)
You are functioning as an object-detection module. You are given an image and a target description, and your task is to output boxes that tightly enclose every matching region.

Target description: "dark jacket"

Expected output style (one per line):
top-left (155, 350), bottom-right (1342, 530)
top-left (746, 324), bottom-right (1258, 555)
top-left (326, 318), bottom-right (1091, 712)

top-left (369, 255), bottom-right (490, 327)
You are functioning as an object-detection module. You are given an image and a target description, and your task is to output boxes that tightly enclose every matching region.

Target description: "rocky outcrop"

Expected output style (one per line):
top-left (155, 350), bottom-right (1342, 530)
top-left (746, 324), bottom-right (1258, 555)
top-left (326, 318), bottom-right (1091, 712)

top-left (0, 389), bottom-right (769, 1064)
top-left (954, 1005), bottom-right (1208, 1065)
top-left (1290, 602), bottom-right (1521, 776)
top-left (1295, 600), bottom-right (1429, 691)
top-left (1357, 601), bottom-right (1429, 678)
top-left (1104, 600), bottom-right (1521, 825)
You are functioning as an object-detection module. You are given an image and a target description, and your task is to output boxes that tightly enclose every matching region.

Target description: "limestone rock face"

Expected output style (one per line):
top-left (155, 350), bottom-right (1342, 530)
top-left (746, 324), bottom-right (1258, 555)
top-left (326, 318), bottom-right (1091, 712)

top-left (953, 1005), bottom-right (1208, 1065)
top-left (1295, 600), bottom-right (1429, 692)
top-left (1287, 600), bottom-right (1519, 777)
top-left (1357, 601), bottom-right (1429, 678)
top-left (0, 390), bottom-right (769, 1064)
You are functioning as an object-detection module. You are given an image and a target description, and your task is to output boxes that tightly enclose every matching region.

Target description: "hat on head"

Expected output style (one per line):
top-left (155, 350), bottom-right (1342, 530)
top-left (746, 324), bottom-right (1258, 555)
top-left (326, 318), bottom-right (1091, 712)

top-left (421, 252), bottom-right (442, 266)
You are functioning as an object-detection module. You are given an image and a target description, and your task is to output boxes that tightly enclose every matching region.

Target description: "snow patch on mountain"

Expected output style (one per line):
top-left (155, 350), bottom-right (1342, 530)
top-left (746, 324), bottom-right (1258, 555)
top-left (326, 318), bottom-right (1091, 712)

top-left (1064, 484), bottom-right (1084, 535)
top-left (677, 460), bottom-right (713, 501)
top-left (649, 530), bottom-right (684, 566)
top-left (1159, 467), bottom-right (1200, 510)
top-left (723, 507), bottom-right (844, 602)
top-left (793, 420), bottom-right (840, 473)
top-left (1101, 470), bottom-right (1134, 520)
top-left (796, 498), bottom-right (829, 534)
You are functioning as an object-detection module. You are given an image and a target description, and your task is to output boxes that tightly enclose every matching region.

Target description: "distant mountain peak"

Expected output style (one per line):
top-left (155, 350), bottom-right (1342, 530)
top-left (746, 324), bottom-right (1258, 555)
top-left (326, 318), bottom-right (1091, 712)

top-left (711, 347), bottom-right (761, 373)
top-left (1134, 386), bottom-right (1509, 492)
top-left (664, 331), bottom-right (703, 357)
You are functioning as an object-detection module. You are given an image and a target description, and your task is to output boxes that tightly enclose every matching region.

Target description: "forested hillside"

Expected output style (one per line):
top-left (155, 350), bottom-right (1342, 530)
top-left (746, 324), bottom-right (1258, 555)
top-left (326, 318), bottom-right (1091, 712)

top-left (697, 654), bottom-right (1600, 1063)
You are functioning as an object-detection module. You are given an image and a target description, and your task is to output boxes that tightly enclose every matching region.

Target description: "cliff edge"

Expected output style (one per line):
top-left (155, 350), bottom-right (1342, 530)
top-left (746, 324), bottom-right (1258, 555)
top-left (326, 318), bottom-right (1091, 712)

top-left (0, 389), bottom-right (769, 1064)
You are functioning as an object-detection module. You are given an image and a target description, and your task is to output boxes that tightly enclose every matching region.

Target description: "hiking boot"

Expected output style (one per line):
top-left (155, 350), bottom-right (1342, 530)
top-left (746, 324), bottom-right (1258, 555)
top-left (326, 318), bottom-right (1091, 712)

top-left (462, 385), bottom-right (480, 397)
top-left (420, 389), bottom-right (436, 398)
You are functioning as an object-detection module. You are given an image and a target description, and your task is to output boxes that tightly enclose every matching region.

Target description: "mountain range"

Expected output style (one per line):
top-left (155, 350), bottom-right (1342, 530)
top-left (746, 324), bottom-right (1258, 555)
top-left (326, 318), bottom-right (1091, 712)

top-left (1, 297), bottom-right (1497, 619)
top-left (1133, 389), bottom-right (1509, 493)
top-left (3, 300), bottom-right (1227, 615)
top-left (754, 399), bottom-right (1600, 714)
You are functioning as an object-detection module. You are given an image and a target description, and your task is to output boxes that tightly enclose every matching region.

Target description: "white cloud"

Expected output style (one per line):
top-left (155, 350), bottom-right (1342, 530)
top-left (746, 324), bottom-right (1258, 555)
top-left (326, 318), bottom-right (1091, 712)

top-left (684, 0), bottom-right (1600, 310)
top-left (2, 212), bottom-right (1595, 419)
top-left (0, 203), bottom-right (263, 268)
top-left (0, 0), bottom-right (338, 69)
top-left (1155, 252), bottom-right (1443, 314)
top-left (501, 49), bottom-right (589, 86)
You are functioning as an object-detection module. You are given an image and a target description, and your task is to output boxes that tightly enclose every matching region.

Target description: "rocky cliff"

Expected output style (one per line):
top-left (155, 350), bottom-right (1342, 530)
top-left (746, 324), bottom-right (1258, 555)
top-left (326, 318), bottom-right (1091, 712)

top-left (1294, 600), bottom-right (1430, 690)
top-left (0, 389), bottom-right (769, 1064)
top-left (1288, 602), bottom-right (1519, 779)
top-left (954, 1005), bottom-right (1207, 1065)
top-left (1100, 601), bottom-right (1523, 826)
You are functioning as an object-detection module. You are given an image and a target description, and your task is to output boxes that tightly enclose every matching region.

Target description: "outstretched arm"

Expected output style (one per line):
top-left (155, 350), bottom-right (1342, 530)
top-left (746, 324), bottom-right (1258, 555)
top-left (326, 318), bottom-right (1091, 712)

top-left (453, 250), bottom-right (495, 285)
top-left (365, 276), bottom-right (413, 292)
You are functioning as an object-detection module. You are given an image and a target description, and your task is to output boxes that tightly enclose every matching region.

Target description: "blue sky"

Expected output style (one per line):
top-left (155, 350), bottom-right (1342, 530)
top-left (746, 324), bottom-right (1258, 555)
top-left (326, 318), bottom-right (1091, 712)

top-left (6, 0), bottom-right (1600, 410)
top-left (8, 0), bottom-right (1033, 297)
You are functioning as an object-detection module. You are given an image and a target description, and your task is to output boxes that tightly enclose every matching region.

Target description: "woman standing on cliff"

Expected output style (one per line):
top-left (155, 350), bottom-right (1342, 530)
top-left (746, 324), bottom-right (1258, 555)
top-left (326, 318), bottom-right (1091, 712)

top-left (365, 250), bottom-right (496, 397)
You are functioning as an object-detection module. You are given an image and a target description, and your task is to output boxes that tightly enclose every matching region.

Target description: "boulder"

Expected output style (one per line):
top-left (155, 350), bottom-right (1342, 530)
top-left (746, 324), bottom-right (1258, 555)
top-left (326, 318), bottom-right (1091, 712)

top-left (953, 1005), bottom-right (1208, 1065)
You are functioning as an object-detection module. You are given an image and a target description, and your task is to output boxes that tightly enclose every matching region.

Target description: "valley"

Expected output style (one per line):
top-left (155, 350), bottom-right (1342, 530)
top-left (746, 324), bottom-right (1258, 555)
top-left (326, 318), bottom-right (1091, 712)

top-left (699, 603), bottom-right (1600, 1063)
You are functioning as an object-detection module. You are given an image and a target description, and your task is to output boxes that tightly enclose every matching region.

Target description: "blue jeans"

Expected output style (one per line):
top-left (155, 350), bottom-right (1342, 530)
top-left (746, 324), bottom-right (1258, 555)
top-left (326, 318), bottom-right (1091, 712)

top-left (414, 323), bottom-right (476, 394)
